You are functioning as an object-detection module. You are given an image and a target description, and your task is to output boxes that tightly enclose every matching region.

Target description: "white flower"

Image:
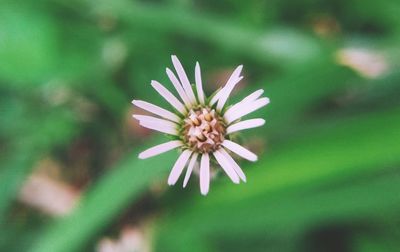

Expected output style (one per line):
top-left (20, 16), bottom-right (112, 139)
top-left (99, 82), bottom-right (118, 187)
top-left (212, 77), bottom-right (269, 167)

top-left (132, 55), bottom-right (269, 195)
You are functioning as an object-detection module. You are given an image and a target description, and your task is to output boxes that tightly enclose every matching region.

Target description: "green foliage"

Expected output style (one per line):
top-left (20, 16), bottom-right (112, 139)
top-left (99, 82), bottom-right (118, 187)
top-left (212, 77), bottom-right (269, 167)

top-left (0, 3), bottom-right (59, 84)
top-left (1, 0), bottom-right (400, 251)
top-left (30, 138), bottom-right (175, 252)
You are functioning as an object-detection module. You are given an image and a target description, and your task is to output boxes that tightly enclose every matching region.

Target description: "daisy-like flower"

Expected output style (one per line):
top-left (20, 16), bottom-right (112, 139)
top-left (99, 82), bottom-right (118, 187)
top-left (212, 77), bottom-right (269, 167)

top-left (132, 55), bottom-right (269, 195)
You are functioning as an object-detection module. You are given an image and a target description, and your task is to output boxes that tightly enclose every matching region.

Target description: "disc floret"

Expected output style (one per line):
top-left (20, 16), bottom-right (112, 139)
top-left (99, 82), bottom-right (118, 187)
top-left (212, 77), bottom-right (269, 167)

top-left (183, 107), bottom-right (226, 154)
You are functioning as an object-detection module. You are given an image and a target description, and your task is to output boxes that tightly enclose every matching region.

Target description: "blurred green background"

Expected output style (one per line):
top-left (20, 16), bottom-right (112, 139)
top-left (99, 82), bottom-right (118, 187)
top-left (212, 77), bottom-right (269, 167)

top-left (1, 0), bottom-right (400, 251)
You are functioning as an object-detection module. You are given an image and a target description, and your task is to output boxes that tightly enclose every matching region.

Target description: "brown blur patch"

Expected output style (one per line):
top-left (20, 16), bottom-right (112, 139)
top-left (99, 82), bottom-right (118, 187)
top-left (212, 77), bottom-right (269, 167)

top-left (97, 226), bottom-right (151, 252)
top-left (247, 137), bottom-right (267, 156)
top-left (19, 158), bottom-right (80, 217)
top-left (311, 15), bottom-right (341, 38)
top-left (123, 107), bottom-right (154, 140)
top-left (336, 48), bottom-right (389, 79)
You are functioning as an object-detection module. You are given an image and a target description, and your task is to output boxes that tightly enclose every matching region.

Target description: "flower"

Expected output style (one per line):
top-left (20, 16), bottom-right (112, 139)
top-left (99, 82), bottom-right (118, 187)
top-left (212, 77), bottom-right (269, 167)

top-left (132, 55), bottom-right (269, 195)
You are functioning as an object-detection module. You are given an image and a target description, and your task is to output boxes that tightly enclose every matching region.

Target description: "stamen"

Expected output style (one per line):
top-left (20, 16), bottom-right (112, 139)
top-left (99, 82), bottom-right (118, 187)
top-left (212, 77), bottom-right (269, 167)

top-left (204, 113), bottom-right (212, 122)
top-left (183, 107), bottom-right (226, 153)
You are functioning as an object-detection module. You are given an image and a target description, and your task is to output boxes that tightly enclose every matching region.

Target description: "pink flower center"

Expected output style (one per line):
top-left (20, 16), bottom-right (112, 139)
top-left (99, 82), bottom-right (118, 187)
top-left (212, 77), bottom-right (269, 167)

top-left (183, 107), bottom-right (226, 153)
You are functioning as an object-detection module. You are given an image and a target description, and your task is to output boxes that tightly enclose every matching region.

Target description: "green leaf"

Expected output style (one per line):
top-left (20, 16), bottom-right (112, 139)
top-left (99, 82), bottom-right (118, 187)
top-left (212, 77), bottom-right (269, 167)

top-left (0, 3), bottom-right (58, 84)
top-left (0, 110), bottom-right (78, 220)
top-left (29, 139), bottom-right (176, 252)
top-left (90, 0), bottom-right (325, 68)
top-left (154, 107), bottom-right (400, 250)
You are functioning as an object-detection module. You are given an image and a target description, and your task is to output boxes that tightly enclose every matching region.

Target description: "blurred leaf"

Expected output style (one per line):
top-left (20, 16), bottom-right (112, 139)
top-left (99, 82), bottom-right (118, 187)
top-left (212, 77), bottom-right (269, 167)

top-left (30, 138), bottom-right (175, 252)
top-left (0, 3), bottom-right (59, 84)
top-left (154, 107), bottom-right (400, 250)
top-left (91, 0), bottom-right (325, 68)
top-left (354, 235), bottom-right (400, 252)
top-left (0, 109), bottom-right (78, 220)
top-left (263, 61), bottom-right (358, 130)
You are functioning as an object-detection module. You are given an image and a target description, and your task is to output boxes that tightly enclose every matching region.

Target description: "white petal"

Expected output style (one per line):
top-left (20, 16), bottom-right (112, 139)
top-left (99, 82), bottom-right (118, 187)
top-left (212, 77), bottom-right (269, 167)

top-left (225, 97), bottom-right (270, 124)
top-left (210, 66), bottom-right (243, 106)
top-left (168, 150), bottom-right (192, 185)
top-left (216, 76), bottom-right (243, 111)
top-left (132, 100), bottom-right (180, 123)
top-left (171, 55), bottom-right (196, 103)
top-left (138, 140), bottom-right (182, 159)
top-left (200, 153), bottom-right (210, 195)
top-left (224, 89), bottom-right (264, 117)
top-left (222, 140), bottom-right (258, 162)
top-left (166, 68), bottom-right (191, 106)
top-left (132, 114), bottom-right (178, 128)
top-left (151, 80), bottom-right (186, 114)
top-left (139, 120), bottom-right (178, 135)
top-left (226, 118), bottom-right (265, 134)
top-left (209, 75), bottom-right (242, 107)
top-left (220, 148), bottom-right (246, 182)
top-left (183, 153), bottom-right (198, 188)
top-left (195, 62), bottom-right (205, 104)
top-left (241, 89), bottom-right (264, 103)
top-left (216, 65), bottom-right (243, 111)
top-left (209, 88), bottom-right (223, 106)
top-left (213, 150), bottom-right (240, 184)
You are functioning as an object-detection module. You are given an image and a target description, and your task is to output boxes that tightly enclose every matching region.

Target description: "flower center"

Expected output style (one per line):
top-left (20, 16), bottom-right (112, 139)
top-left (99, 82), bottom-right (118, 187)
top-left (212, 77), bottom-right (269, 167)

top-left (183, 107), bottom-right (226, 153)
